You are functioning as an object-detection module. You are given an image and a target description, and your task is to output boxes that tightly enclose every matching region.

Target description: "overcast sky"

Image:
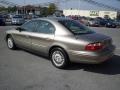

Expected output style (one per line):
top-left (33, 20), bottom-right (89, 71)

top-left (9, 0), bottom-right (120, 10)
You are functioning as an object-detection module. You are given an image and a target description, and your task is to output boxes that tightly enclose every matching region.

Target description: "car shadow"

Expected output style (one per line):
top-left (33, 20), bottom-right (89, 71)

top-left (66, 55), bottom-right (120, 75)
top-left (18, 49), bottom-right (120, 75)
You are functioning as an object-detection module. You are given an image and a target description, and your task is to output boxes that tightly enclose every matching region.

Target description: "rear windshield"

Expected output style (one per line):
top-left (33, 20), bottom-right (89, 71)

top-left (59, 20), bottom-right (94, 35)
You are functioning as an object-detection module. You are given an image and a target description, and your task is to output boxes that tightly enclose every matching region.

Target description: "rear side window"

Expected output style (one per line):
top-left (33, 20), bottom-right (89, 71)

top-left (35, 20), bottom-right (55, 34)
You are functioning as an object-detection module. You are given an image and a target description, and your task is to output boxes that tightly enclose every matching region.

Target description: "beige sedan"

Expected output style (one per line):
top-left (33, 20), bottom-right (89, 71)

top-left (6, 17), bottom-right (115, 68)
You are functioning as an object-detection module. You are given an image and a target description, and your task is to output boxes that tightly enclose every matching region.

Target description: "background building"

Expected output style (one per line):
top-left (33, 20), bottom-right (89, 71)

top-left (63, 9), bottom-right (117, 19)
top-left (16, 5), bottom-right (41, 15)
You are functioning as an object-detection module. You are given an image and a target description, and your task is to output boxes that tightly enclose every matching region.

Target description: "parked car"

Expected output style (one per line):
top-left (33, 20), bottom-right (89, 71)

top-left (11, 15), bottom-right (25, 25)
top-left (79, 17), bottom-right (89, 26)
top-left (87, 18), bottom-right (100, 27)
top-left (98, 19), bottom-right (116, 28)
top-left (114, 19), bottom-right (120, 27)
top-left (0, 15), bottom-right (5, 26)
top-left (5, 17), bottom-right (115, 68)
top-left (98, 19), bottom-right (107, 26)
top-left (105, 19), bottom-right (117, 28)
top-left (32, 15), bottom-right (39, 18)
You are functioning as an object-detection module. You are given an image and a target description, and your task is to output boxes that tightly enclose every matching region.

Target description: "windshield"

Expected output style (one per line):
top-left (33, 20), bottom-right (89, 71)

top-left (59, 20), bottom-right (94, 35)
top-left (13, 15), bottom-right (23, 18)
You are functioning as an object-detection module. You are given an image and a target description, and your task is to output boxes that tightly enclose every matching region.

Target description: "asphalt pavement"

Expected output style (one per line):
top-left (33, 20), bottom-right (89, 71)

top-left (0, 26), bottom-right (120, 90)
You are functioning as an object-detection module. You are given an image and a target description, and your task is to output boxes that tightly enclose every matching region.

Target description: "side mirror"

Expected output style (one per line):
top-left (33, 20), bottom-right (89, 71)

top-left (16, 27), bottom-right (25, 32)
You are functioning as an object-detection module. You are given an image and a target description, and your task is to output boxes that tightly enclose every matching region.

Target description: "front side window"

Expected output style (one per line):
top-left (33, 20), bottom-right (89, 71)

top-left (59, 20), bottom-right (94, 35)
top-left (21, 21), bottom-right (36, 32)
top-left (36, 20), bottom-right (55, 34)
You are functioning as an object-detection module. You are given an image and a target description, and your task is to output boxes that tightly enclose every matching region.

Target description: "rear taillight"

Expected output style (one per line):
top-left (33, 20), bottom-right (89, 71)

top-left (85, 42), bottom-right (104, 51)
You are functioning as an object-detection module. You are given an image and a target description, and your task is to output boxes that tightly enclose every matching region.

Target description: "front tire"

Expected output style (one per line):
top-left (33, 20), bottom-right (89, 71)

top-left (7, 36), bottom-right (16, 50)
top-left (50, 48), bottom-right (69, 69)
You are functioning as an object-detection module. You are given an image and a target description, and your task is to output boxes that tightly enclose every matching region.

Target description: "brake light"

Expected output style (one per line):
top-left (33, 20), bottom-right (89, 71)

top-left (85, 42), bottom-right (104, 51)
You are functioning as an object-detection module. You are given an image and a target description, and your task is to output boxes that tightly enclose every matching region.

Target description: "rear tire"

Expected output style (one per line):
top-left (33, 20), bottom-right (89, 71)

top-left (50, 48), bottom-right (69, 69)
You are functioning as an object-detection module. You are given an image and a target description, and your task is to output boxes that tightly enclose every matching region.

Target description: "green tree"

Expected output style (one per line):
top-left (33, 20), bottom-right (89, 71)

top-left (0, 6), bottom-right (17, 13)
top-left (7, 6), bottom-right (17, 13)
top-left (41, 7), bottom-right (49, 17)
top-left (48, 3), bottom-right (57, 15)
top-left (0, 7), bottom-right (8, 12)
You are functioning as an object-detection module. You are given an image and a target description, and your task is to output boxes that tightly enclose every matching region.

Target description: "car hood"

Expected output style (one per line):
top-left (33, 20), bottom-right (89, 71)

top-left (75, 33), bottom-right (111, 43)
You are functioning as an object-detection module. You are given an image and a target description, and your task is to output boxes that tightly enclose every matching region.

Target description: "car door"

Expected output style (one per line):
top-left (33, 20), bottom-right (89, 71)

top-left (31, 20), bottom-right (55, 55)
top-left (13, 21), bottom-right (36, 50)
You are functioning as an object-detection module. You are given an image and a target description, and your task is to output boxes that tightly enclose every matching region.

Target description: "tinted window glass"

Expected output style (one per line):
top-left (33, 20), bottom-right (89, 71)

top-left (36, 20), bottom-right (55, 34)
top-left (0, 15), bottom-right (3, 18)
top-left (59, 20), bottom-right (94, 35)
top-left (13, 15), bottom-right (23, 18)
top-left (21, 21), bottom-right (36, 32)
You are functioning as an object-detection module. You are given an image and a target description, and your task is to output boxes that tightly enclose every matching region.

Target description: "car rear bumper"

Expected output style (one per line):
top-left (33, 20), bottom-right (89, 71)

top-left (68, 45), bottom-right (115, 64)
